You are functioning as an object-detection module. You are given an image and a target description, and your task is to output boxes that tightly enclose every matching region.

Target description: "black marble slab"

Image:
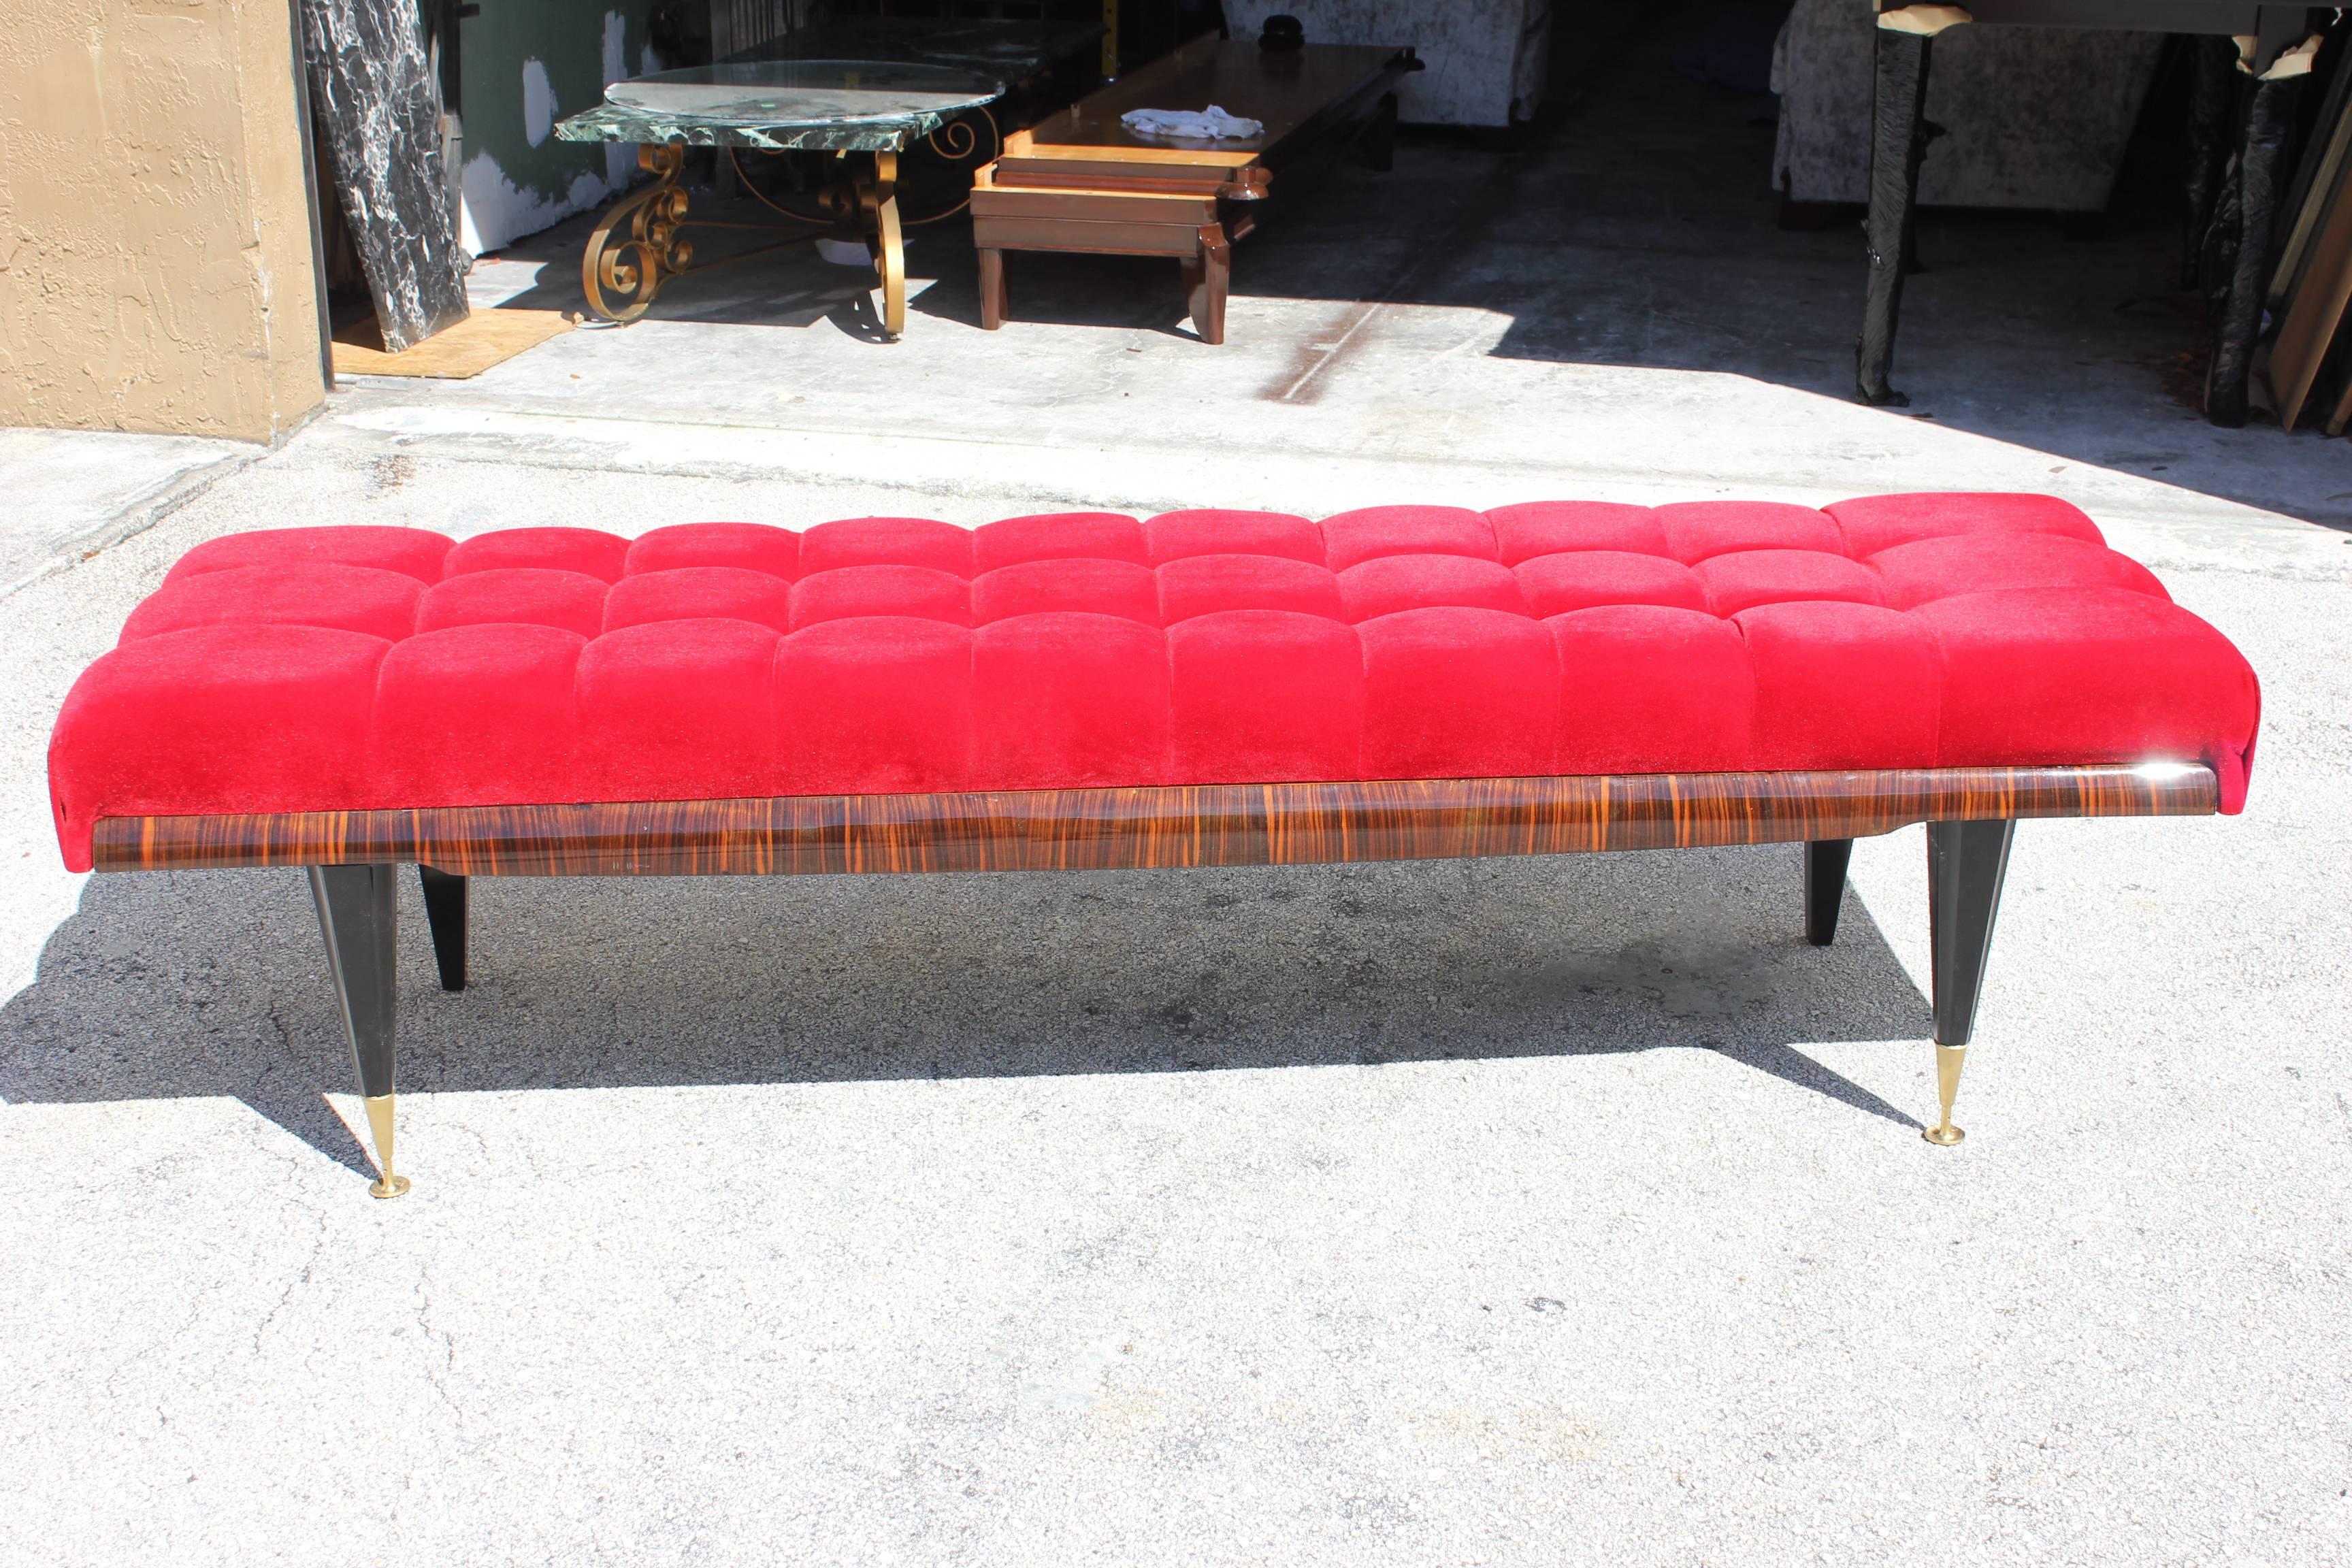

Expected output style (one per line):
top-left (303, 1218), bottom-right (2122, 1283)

top-left (299, 0), bottom-right (470, 354)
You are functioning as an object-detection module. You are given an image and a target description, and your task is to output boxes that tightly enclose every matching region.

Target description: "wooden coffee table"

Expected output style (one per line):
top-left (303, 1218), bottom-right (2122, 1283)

top-left (970, 35), bottom-right (1419, 344)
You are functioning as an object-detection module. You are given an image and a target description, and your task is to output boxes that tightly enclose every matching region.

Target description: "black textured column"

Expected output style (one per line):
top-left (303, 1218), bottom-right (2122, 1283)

top-left (1855, 29), bottom-right (1936, 407)
top-left (2206, 74), bottom-right (2306, 427)
top-left (2180, 37), bottom-right (2240, 290)
top-left (299, 0), bottom-right (470, 353)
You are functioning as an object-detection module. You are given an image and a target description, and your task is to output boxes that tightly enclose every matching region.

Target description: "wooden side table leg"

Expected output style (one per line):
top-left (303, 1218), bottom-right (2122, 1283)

top-left (1188, 225), bottom-right (1229, 346)
top-left (978, 246), bottom-right (1007, 329)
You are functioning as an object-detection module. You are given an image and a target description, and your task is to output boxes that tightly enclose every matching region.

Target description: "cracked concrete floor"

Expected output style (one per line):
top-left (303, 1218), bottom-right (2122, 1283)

top-left (5, 7), bottom-right (2352, 1564)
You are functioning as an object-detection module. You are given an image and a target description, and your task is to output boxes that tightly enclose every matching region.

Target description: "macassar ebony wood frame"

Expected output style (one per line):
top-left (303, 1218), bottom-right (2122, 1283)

top-left (104, 763), bottom-right (2215, 1197)
top-left (91, 764), bottom-right (2215, 877)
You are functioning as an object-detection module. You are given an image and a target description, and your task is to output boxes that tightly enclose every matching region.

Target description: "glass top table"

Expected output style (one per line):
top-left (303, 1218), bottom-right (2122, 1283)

top-left (551, 21), bottom-right (1104, 337)
top-left (552, 57), bottom-right (1002, 335)
top-left (556, 59), bottom-right (1004, 152)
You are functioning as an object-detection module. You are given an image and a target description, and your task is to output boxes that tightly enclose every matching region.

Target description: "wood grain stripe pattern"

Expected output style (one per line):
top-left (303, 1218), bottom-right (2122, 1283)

top-left (88, 765), bottom-right (2219, 877)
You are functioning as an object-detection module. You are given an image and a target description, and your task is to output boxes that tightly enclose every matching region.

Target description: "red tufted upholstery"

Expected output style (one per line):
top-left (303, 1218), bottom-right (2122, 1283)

top-left (47, 494), bottom-right (2261, 870)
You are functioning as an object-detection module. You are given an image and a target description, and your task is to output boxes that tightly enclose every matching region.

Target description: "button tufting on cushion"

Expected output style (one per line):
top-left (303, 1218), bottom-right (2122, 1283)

top-left (46, 495), bottom-right (2264, 871)
top-left (417, 568), bottom-right (608, 639)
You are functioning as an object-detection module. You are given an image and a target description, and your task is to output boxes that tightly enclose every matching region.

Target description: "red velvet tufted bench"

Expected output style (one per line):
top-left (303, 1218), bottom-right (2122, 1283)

top-left (48, 495), bottom-right (2259, 1195)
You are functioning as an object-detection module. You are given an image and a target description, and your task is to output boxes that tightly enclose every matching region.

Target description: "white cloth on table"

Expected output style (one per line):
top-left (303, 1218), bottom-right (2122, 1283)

top-left (1120, 105), bottom-right (1266, 140)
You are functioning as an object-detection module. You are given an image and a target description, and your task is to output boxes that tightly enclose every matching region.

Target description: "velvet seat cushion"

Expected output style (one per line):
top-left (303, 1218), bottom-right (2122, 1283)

top-left (47, 494), bottom-right (2261, 871)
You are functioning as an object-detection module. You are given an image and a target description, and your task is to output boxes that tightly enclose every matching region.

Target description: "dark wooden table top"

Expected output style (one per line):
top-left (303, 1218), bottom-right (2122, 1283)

top-left (1883, 1), bottom-right (2303, 35)
top-left (724, 16), bottom-right (1105, 77)
top-left (1025, 35), bottom-right (1407, 159)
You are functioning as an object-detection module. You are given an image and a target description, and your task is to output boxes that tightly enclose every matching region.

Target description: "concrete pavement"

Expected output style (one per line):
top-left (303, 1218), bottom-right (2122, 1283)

top-left (0, 427), bottom-right (258, 598)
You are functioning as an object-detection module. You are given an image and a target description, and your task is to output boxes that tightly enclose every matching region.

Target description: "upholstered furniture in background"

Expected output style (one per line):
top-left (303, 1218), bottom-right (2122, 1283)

top-left (1222, 0), bottom-right (1551, 129)
top-left (1773, 0), bottom-right (2162, 212)
top-left (48, 495), bottom-right (2259, 1194)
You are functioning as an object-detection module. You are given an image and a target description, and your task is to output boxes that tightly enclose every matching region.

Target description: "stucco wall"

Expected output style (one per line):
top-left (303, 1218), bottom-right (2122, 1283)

top-left (0, 0), bottom-right (326, 443)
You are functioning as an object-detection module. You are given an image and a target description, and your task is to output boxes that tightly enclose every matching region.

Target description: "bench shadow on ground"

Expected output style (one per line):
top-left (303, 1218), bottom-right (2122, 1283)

top-left (0, 847), bottom-right (1933, 1179)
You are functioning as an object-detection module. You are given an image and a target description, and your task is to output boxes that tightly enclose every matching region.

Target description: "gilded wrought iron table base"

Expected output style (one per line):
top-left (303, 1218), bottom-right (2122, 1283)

top-left (579, 144), bottom-right (909, 336)
top-left (582, 145), bottom-right (697, 322)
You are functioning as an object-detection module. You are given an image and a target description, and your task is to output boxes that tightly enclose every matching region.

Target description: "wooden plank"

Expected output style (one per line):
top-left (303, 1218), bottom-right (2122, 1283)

top-left (2273, 53), bottom-right (2352, 428)
top-left (88, 766), bottom-right (2221, 877)
top-left (2268, 31), bottom-right (2352, 308)
top-left (971, 214), bottom-right (1207, 254)
top-left (331, 308), bottom-right (574, 379)
top-left (2271, 180), bottom-right (2352, 428)
top-left (2325, 366), bottom-right (2352, 437)
top-left (970, 186), bottom-right (1222, 224)
top-left (1002, 128), bottom-right (1257, 172)
top-left (993, 159), bottom-right (1240, 194)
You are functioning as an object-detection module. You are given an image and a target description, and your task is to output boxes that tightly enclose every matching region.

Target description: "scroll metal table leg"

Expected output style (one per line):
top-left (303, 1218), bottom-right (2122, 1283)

top-left (581, 142), bottom-right (692, 323)
top-left (866, 150), bottom-right (906, 338)
top-left (1855, 25), bottom-right (1940, 406)
top-left (308, 864), bottom-right (410, 1197)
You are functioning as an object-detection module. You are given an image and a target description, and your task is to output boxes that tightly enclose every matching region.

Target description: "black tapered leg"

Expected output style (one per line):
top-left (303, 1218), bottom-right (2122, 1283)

top-left (2206, 74), bottom-right (2306, 427)
top-left (307, 864), bottom-right (410, 1196)
top-left (417, 865), bottom-right (468, 992)
top-left (1921, 819), bottom-right (2016, 1146)
top-left (1804, 838), bottom-right (1855, 947)
top-left (1927, 819), bottom-right (2014, 1046)
top-left (1856, 29), bottom-right (1936, 406)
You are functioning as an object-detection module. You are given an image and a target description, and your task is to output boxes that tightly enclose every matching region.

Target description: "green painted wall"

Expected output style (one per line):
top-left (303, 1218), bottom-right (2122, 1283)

top-left (455, 0), bottom-right (657, 252)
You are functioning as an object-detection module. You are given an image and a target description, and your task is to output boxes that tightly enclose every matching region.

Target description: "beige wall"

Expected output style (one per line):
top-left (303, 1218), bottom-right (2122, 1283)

top-left (0, 0), bottom-right (326, 443)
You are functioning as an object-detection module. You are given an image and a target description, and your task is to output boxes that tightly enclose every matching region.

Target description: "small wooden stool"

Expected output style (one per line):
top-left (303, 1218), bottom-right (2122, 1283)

top-left (970, 36), bottom-right (1416, 344)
